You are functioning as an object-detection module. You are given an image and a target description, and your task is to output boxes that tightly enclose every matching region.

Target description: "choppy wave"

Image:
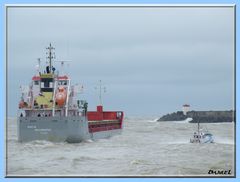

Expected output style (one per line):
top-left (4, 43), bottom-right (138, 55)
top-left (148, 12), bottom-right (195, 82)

top-left (146, 118), bottom-right (159, 122)
top-left (7, 117), bottom-right (234, 176)
top-left (213, 138), bottom-right (234, 145)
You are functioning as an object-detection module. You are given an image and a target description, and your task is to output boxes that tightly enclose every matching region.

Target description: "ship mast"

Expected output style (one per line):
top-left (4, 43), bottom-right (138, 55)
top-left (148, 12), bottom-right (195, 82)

top-left (95, 80), bottom-right (106, 106)
top-left (197, 120), bottom-right (200, 134)
top-left (46, 43), bottom-right (55, 73)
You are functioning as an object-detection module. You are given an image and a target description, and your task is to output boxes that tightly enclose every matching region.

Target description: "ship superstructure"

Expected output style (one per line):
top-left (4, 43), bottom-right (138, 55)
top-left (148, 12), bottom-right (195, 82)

top-left (17, 44), bottom-right (124, 143)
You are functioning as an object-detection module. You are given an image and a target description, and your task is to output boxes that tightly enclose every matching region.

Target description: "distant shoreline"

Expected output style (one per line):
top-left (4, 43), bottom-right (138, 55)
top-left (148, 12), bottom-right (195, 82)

top-left (157, 110), bottom-right (234, 123)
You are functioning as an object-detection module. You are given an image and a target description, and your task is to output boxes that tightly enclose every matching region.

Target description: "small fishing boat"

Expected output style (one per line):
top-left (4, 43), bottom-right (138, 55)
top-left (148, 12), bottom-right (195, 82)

top-left (190, 121), bottom-right (214, 143)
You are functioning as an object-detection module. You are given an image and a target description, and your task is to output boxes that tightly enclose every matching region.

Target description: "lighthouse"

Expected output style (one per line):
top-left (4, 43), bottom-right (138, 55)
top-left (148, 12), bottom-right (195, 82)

top-left (182, 104), bottom-right (190, 115)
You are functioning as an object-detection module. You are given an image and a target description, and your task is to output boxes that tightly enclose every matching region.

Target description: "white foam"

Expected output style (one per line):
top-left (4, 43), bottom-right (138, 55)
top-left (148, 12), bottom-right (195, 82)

top-left (153, 118), bottom-right (159, 122)
top-left (173, 118), bottom-right (192, 123)
top-left (147, 118), bottom-right (159, 122)
top-left (213, 138), bottom-right (234, 145)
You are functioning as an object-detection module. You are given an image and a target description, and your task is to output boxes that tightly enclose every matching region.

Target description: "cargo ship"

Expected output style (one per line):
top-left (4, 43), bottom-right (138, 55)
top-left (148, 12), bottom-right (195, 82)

top-left (17, 44), bottom-right (124, 143)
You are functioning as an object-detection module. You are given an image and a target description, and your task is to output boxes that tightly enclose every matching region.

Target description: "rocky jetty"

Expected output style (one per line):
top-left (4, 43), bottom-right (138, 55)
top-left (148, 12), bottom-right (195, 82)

top-left (158, 110), bottom-right (234, 123)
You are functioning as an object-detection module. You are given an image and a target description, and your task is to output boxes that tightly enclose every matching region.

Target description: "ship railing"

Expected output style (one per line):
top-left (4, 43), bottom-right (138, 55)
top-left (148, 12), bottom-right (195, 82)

top-left (65, 79), bottom-right (71, 116)
top-left (52, 78), bottom-right (58, 116)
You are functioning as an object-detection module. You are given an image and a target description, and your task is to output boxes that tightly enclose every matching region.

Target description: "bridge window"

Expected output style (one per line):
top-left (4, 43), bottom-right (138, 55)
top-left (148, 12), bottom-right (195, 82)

top-left (40, 78), bottom-right (53, 92)
top-left (34, 81), bottom-right (39, 85)
top-left (58, 80), bottom-right (67, 86)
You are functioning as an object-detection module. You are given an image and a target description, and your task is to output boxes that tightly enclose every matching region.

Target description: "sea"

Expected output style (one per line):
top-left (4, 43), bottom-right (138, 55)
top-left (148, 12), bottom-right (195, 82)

top-left (6, 117), bottom-right (234, 177)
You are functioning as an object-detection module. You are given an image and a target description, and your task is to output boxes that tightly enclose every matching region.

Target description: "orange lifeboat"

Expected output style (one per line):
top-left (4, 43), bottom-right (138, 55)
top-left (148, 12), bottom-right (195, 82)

top-left (55, 86), bottom-right (67, 107)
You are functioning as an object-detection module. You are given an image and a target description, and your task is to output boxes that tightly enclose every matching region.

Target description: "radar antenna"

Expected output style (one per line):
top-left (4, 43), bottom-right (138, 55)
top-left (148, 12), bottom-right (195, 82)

top-left (54, 60), bottom-right (72, 75)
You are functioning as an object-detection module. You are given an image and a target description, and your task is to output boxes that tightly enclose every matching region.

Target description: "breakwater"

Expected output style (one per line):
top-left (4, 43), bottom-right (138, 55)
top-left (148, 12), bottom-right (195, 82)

top-left (158, 110), bottom-right (234, 123)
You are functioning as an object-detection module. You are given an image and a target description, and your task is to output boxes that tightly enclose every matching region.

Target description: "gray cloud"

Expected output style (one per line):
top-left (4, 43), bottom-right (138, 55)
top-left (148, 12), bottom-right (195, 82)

top-left (8, 6), bottom-right (234, 117)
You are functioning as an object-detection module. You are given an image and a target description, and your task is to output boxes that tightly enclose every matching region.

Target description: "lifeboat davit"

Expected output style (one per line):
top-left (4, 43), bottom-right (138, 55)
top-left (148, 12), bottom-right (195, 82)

top-left (55, 86), bottom-right (67, 107)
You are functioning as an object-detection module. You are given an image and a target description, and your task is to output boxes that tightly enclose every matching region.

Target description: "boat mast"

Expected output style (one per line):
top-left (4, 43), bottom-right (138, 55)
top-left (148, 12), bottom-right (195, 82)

top-left (46, 43), bottom-right (55, 73)
top-left (100, 80), bottom-right (102, 105)
top-left (197, 120), bottom-right (200, 134)
top-left (95, 80), bottom-right (106, 106)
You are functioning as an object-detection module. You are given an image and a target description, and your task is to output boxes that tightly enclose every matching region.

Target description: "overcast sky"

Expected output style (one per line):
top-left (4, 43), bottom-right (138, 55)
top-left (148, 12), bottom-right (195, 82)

top-left (7, 6), bottom-right (234, 117)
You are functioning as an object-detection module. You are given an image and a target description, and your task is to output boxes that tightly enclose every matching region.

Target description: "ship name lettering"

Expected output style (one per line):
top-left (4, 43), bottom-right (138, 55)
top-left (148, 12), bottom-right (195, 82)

top-left (34, 128), bottom-right (52, 132)
top-left (27, 125), bottom-right (37, 129)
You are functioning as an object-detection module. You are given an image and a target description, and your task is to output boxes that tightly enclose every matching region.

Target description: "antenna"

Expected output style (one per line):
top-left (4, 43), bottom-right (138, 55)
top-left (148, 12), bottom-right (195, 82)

top-left (55, 60), bottom-right (72, 75)
top-left (37, 58), bottom-right (41, 65)
top-left (95, 80), bottom-right (106, 106)
top-left (46, 43), bottom-right (55, 73)
top-left (35, 58), bottom-right (41, 74)
top-left (74, 84), bottom-right (84, 95)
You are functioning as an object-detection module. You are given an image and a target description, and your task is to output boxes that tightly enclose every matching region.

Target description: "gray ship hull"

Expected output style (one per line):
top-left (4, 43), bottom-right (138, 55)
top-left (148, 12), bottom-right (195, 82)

top-left (17, 116), bottom-right (121, 143)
